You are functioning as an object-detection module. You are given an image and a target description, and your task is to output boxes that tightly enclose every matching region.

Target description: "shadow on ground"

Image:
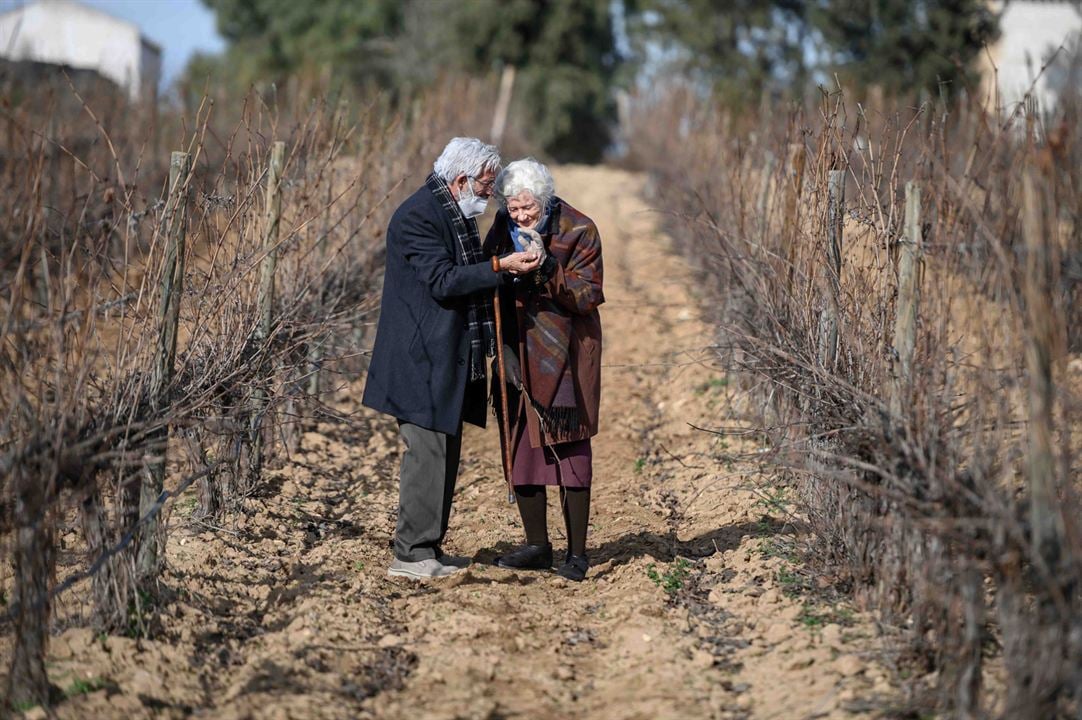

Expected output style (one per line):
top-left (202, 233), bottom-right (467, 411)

top-left (589, 518), bottom-right (791, 577)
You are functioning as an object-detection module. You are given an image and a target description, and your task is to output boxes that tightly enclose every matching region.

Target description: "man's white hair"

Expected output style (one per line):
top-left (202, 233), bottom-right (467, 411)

top-left (495, 158), bottom-right (555, 209)
top-left (433, 137), bottom-right (501, 183)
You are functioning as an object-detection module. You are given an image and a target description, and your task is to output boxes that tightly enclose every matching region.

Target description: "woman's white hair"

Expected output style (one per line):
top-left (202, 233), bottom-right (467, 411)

top-left (433, 137), bottom-right (501, 183)
top-left (496, 158), bottom-right (555, 209)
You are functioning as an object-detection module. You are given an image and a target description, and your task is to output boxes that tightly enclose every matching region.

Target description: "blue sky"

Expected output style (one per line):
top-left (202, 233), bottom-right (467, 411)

top-left (0, 0), bottom-right (226, 88)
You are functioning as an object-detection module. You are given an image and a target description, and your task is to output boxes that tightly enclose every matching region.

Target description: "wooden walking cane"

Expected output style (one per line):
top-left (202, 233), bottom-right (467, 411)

top-left (493, 287), bottom-right (515, 503)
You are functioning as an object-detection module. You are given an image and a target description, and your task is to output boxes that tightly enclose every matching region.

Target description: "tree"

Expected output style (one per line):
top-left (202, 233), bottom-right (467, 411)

top-left (625, 0), bottom-right (999, 104)
top-left (193, 0), bottom-right (623, 162)
top-left (199, 0), bottom-right (406, 88)
top-left (437, 0), bottom-right (621, 163)
top-left (627, 0), bottom-right (809, 106)
top-left (807, 0), bottom-right (999, 99)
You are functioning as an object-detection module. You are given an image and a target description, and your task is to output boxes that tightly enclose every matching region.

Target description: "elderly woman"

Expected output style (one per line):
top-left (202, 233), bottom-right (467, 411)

top-left (483, 159), bottom-right (603, 582)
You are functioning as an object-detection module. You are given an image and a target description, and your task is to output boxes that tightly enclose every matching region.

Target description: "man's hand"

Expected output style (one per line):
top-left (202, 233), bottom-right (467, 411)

top-left (500, 251), bottom-right (542, 275)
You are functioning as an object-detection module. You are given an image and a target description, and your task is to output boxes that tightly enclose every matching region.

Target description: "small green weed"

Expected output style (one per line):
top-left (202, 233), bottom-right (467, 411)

top-left (633, 457), bottom-right (646, 474)
top-left (694, 376), bottom-right (729, 395)
top-left (833, 606), bottom-right (856, 625)
top-left (758, 538), bottom-right (799, 563)
top-left (646, 558), bottom-right (692, 594)
top-left (754, 485), bottom-right (789, 515)
top-left (798, 606), bottom-right (826, 630)
top-left (775, 566), bottom-right (808, 597)
top-left (125, 588), bottom-right (155, 638)
top-left (353, 560), bottom-right (365, 572)
top-left (175, 495), bottom-right (198, 516)
top-left (65, 676), bottom-right (106, 698)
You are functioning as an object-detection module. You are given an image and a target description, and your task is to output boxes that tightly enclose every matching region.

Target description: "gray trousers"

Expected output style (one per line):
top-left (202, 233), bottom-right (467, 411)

top-left (394, 420), bottom-right (463, 561)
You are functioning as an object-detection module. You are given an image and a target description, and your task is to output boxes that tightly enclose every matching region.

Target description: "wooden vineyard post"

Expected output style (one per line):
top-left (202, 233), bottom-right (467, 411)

top-left (140, 150), bottom-right (190, 578)
top-left (1021, 161), bottom-right (1064, 575)
top-left (955, 559), bottom-right (985, 719)
top-left (757, 153), bottom-right (776, 252)
top-left (250, 141), bottom-right (285, 485)
top-left (38, 111), bottom-right (58, 310)
top-left (258, 142), bottom-right (286, 342)
top-left (889, 182), bottom-right (922, 417)
top-left (155, 152), bottom-right (191, 394)
top-left (4, 97), bottom-right (13, 189)
top-left (490, 64), bottom-right (517, 146)
top-left (308, 169), bottom-right (333, 403)
top-left (783, 141), bottom-right (806, 301)
top-left (817, 168), bottom-right (845, 372)
top-left (6, 465), bottom-right (55, 708)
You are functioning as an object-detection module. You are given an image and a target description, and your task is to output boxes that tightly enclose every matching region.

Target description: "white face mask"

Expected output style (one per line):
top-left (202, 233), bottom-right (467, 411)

top-left (457, 180), bottom-right (488, 219)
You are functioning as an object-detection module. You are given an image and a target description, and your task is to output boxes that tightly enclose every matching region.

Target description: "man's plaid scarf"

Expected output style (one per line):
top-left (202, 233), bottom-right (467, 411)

top-left (425, 172), bottom-right (495, 381)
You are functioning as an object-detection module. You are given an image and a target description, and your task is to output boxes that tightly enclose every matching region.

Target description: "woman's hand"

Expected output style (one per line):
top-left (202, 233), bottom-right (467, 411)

top-left (500, 251), bottom-right (542, 275)
top-left (518, 227), bottom-right (547, 264)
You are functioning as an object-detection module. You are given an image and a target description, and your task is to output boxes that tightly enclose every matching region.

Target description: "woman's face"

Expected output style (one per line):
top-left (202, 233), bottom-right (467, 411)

top-left (506, 191), bottom-right (542, 229)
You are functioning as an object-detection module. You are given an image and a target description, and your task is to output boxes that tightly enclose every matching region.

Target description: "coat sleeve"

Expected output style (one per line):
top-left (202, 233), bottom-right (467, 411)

top-left (401, 209), bottom-right (502, 301)
top-left (482, 215), bottom-right (513, 257)
top-left (482, 223), bottom-right (503, 257)
top-left (542, 222), bottom-right (604, 315)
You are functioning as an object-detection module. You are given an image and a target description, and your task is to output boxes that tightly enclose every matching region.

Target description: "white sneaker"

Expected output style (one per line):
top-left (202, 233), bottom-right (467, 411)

top-left (387, 557), bottom-right (460, 579)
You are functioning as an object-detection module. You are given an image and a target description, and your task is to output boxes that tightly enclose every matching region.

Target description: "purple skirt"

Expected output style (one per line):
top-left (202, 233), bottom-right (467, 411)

top-left (510, 410), bottom-right (593, 488)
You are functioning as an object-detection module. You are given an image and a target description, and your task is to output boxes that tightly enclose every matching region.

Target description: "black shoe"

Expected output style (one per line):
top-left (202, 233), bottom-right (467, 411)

top-left (496, 543), bottom-right (553, 570)
top-left (557, 554), bottom-right (589, 582)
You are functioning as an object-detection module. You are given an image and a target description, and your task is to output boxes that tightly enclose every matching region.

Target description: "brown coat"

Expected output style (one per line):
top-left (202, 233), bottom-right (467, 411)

top-left (484, 198), bottom-right (604, 448)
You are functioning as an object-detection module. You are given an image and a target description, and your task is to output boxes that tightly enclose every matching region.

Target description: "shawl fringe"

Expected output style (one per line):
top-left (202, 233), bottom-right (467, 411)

top-left (532, 400), bottom-right (582, 442)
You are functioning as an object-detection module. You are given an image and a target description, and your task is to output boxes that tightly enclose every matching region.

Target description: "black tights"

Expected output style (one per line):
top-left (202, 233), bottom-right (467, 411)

top-left (514, 485), bottom-right (591, 557)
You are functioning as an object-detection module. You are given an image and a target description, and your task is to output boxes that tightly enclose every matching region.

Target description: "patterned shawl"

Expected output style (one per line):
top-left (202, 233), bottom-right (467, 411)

top-left (425, 172), bottom-right (495, 381)
top-left (496, 199), bottom-right (605, 442)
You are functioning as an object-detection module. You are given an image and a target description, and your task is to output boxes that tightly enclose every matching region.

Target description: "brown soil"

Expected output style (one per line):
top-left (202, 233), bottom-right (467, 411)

top-left (23, 166), bottom-right (898, 720)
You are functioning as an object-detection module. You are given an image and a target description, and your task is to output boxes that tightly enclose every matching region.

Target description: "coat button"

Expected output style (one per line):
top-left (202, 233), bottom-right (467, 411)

top-left (457, 357), bottom-right (465, 366)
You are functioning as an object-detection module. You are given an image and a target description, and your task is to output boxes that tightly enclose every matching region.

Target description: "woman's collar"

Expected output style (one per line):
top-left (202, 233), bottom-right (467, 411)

top-left (535, 197), bottom-right (560, 235)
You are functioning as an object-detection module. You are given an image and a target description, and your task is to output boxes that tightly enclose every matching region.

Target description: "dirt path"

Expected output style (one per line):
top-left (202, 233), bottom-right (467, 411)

top-left (38, 166), bottom-right (895, 720)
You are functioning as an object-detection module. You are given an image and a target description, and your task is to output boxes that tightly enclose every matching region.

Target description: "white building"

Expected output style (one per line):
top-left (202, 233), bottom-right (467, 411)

top-left (0, 0), bottom-right (161, 101)
top-left (982, 1), bottom-right (1082, 112)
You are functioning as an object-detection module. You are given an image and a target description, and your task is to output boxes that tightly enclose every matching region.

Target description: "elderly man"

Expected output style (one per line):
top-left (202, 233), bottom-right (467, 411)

top-left (363, 137), bottom-right (541, 579)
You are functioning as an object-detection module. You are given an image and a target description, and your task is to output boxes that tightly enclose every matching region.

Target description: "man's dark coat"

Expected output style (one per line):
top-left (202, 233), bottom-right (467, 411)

top-left (362, 184), bottom-right (503, 435)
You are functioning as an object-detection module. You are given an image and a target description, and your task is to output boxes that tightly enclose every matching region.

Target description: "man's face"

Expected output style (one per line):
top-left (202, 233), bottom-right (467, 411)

top-left (456, 170), bottom-right (497, 199)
